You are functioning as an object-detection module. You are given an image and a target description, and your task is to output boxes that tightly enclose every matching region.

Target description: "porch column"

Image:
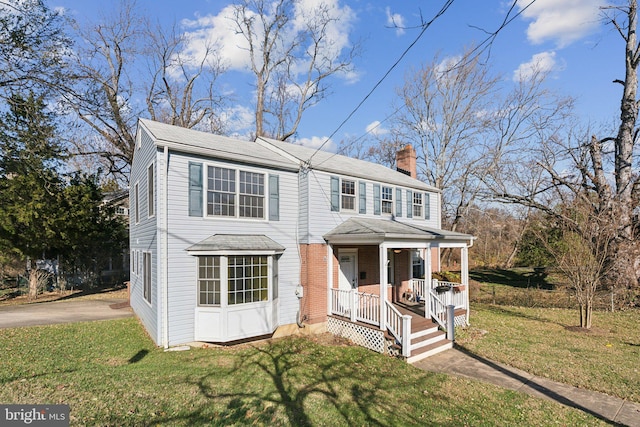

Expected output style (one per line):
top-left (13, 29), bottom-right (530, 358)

top-left (461, 245), bottom-right (469, 324)
top-left (379, 244), bottom-right (387, 331)
top-left (424, 245), bottom-right (431, 319)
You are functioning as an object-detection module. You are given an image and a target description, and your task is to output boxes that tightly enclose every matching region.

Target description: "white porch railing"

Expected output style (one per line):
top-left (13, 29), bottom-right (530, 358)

top-left (429, 288), bottom-right (448, 330)
top-left (385, 301), bottom-right (411, 357)
top-left (409, 278), bottom-right (426, 301)
top-left (410, 278), bottom-right (468, 310)
top-left (330, 288), bottom-right (380, 326)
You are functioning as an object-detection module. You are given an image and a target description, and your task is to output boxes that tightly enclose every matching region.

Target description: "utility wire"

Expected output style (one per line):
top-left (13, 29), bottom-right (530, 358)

top-left (305, 0), bottom-right (537, 167)
top-left (305, 0), bottom-right (456, 166)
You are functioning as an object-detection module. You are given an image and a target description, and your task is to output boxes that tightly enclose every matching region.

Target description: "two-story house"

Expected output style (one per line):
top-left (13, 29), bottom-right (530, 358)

top-left (129, 119), bottom-right (474, 362)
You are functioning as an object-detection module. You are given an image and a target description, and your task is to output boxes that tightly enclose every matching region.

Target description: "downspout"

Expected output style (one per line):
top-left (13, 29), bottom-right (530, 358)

top-left (296, 165), bottom-right (306, 328)
top-left (162, 146), bottom-right (169, 349)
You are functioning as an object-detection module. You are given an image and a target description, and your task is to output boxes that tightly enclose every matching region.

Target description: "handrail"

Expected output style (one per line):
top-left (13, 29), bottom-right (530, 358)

top-left (430, 289), bottom-right (447, 330)
top-left (385, 301), bottom-right (411, 357)
top-left (385, 301), bottom-right (403, 342)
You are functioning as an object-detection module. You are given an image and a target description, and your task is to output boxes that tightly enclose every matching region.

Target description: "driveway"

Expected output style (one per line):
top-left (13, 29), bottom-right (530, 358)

top-left (0, 298), bottom-right (133, 329)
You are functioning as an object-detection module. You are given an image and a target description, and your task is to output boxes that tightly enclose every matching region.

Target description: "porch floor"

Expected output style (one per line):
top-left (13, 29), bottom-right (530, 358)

top-left (394, 300), bottom-right (468, 325)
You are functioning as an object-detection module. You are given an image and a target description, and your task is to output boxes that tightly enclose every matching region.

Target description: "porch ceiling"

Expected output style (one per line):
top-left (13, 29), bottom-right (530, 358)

top-left (323, 217), bottom-right (474, 246)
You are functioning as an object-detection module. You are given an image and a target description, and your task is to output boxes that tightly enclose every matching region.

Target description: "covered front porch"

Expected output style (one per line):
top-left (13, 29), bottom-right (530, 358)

top-left (323, 218), bottom-right (474, 362)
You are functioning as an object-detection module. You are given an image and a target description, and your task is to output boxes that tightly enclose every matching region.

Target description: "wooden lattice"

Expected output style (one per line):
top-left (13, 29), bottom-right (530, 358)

top-left (327, 317), bottom-right (385, 354)
top-left (454, 314), bottom-right (468, 328)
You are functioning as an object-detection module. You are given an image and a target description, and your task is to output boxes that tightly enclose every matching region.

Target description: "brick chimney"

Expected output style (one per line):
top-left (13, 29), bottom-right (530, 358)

top-left (396, 145), bottom-right (417, 179)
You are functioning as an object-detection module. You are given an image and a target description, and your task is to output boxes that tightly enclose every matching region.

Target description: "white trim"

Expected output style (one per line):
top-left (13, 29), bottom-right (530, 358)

top-left (203, 161), bottom-right (270, 221)
top-left (147, 162), bottom-right (156, 219)
top-left (337, 248), bottom-right (359, 289)
top-left (327, 244), bottom-right (333, 316)
top-left (378, 244), bottom-right (387, 331)
top-left (162, 146), bottom-right (169, 348)
top-left (187, 249), bottom-right (284, 256)
top-left (340, 178), bottom-right (357, 212)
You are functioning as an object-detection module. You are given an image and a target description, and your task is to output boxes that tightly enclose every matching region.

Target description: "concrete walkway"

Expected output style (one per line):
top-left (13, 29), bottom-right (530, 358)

top-left (414, 347), bottom-right (640, 427)
top-left (0, 298), bottom-right (133, 329)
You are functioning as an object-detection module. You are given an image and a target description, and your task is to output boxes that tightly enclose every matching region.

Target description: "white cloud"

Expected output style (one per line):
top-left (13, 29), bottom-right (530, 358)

top-left (219, 105), bottom-right (255, 138)
top-left (181, 6), bottom-right (252, 70)
top-left (513, 51), bottom-right (557, 82)
top-left (365, 120), bottom-right (388, 136)
top-left (517, 0), bottom-right (605, 47)
top-left (296, 136), bottom-right (336, 152)
top-left (180, 0), bottom-right (356, 76)
top-left (385, 7), bottom-right (405, 36)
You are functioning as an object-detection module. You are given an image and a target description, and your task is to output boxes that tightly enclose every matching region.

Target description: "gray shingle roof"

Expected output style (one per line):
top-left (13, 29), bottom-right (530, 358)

top-left (323, 217), bottom-right (474, 243)
top-left (138, 119), bottom-right (299, 171)
top-left (138, 118), bottom-right (440, 192)
top-left (186, 234), bottom-right (286, 252)
top-left (257, 136), bottom-right (440, 192)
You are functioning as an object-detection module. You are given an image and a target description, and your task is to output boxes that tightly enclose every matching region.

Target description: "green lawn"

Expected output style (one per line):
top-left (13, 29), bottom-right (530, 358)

top-left (0, 318), bottom-right (607, 426)
top-left (457, 304), bottom-right (640, 403)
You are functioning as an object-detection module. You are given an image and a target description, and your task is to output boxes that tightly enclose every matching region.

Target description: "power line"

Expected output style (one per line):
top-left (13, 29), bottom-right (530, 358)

top-left (305, 0), bottom-right (456, 166)
top-left (305, 0), bottom-right (538, 168)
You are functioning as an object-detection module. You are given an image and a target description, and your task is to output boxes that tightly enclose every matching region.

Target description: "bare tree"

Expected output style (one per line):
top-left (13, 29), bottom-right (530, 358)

top-left (489, 1), bottom-right (640, 293)
top-left (230, 0), bottom-right (357, 140)
top-left (65, 0), bottom-right (228, 181)
top-left (65, 1), bottom-right (145, 179)
top-left (535, 199), bottom-right (614, 329)
top-left (145, 22), bottom-right (228, 133)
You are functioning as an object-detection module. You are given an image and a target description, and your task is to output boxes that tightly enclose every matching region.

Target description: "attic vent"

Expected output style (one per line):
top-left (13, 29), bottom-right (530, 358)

top-left (396, 167), bottom-right (412, 177)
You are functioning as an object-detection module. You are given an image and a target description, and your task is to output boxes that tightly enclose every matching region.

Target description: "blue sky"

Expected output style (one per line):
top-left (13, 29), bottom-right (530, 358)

top-left (52, 0), bottom-right (621, 150)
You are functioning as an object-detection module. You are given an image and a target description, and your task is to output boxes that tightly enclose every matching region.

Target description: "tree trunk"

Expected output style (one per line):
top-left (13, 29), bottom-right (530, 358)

top-left (28, 269), bottom-right (39, 300)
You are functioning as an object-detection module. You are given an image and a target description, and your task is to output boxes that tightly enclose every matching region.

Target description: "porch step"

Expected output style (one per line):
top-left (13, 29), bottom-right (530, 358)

top-left (410, 329), bottom-right (447, 351)
top-left (407, 339), bottom-right (453, 364)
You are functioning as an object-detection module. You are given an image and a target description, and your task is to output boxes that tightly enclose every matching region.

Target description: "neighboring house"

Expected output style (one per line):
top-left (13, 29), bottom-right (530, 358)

top-left (129, 119), bottom-right (474, 363)
top-left (100, 190), bottom-right (130, 285)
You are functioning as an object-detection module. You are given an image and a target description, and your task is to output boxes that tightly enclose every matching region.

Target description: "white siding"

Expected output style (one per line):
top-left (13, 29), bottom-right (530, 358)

top-left (130, 129), bottom-right (160, 345)
top-left (163, 152), bottom-right (301, 346)
top-left (304, 170), bottom-right (442, 243)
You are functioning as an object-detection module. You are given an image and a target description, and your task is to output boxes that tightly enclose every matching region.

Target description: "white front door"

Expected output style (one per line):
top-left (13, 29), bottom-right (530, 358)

top-left (338, 250), bottom-right (358, 291)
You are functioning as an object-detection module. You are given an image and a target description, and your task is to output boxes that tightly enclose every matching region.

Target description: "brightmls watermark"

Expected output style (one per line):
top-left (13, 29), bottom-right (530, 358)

top-left (1, 405), bottom-right (69, 426)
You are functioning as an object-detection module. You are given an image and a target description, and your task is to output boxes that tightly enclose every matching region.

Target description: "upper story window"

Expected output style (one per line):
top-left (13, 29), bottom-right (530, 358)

top-left (148, 164), bottom-right (155, 218)
top-left (413, 192), bottom-right (423, 218)
top-left (381, 186), bottom-right (393, 214)
top-left (134, 183), bottom-right (140, 224)
top-left (207, 166), bottom-right (265, 219)
top-left (239, 171), bottom-right (265, 218)
top-left (341, 179), bottom-right (356, 210)
top-left (208, 166), bottom-right (236, 217)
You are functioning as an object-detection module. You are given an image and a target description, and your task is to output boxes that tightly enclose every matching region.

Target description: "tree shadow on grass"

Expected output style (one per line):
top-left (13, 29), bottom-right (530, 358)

top-left (470, 268), bottom-right (553, 290)
top-left (453, 346), bottom-right (626, 426)
top-left (481, 305), bottom-right (570, 329)
top-left (145, 336), bottom-right (448, 426)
